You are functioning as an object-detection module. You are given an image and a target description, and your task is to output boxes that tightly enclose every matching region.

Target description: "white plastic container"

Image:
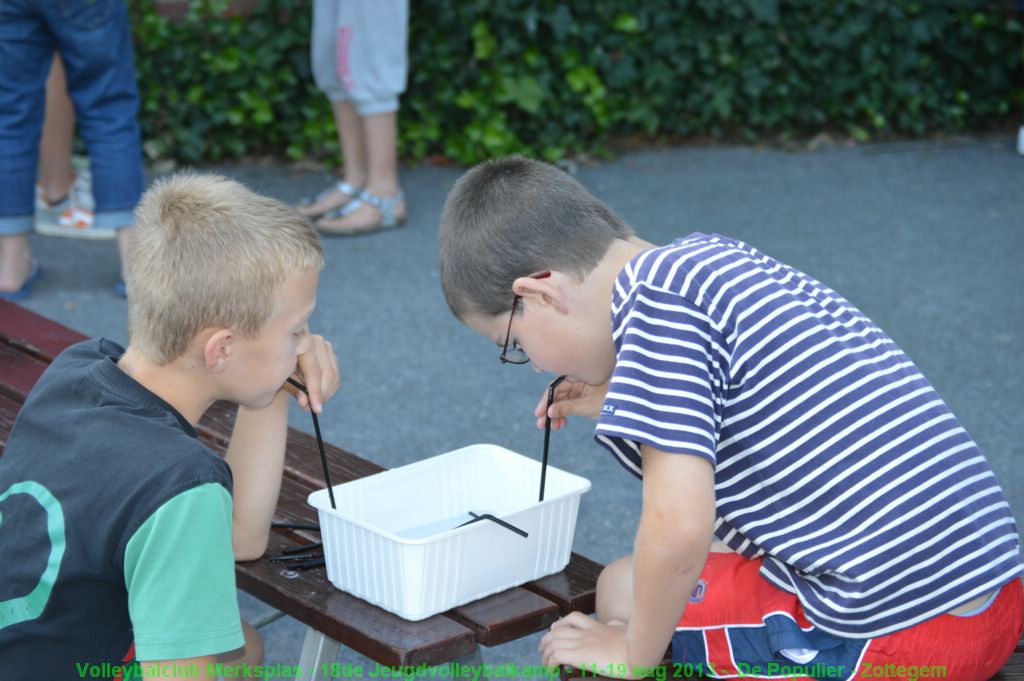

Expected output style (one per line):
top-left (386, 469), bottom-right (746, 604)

top-left (306, 443), bottom-right (591, 621)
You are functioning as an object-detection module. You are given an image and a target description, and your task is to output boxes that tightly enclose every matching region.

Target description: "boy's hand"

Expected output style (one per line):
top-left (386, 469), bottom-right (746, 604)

top-left (534, 378), bottom-right (610, 431)
top-left (539, 614), bottom-right (638, 678)
top-left (285, 334), bottom-right (340, 414)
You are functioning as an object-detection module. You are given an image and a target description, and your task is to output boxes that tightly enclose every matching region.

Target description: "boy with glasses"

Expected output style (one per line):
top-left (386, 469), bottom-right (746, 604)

top-left (438, 155), bottom-right (1023, 680)
top-left (0, 174), bottom-right (339, 679)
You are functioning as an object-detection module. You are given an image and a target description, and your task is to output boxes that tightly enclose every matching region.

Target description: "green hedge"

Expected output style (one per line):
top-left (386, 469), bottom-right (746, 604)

top-left (131, 0), bottom-right (1023, 165)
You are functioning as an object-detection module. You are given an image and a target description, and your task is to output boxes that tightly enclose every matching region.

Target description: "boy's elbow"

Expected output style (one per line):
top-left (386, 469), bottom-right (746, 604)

top-left (231, 514), bottom-right (272, 561)
top-left (233, 535), bottom-right (268, 562)
top-left (234, 547), bottom-right (264, 562)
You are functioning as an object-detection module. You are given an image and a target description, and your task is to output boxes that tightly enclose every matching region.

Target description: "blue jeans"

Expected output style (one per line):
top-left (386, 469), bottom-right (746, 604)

top-left (0, 0), bottom-right (143, 235)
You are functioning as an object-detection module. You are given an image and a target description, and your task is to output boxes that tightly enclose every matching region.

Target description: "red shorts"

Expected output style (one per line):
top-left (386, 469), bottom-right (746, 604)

top-left (671, 553), bottom-right (1023, 680)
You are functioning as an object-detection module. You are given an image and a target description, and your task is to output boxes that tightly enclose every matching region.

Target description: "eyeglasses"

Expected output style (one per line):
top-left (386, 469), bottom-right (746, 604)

top-left (499, 271), bottom-right (551, 365)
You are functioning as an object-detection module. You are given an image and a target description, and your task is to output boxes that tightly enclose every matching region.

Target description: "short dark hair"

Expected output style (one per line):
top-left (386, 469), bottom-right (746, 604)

top-left (439, 156), bottom-right (634, 320)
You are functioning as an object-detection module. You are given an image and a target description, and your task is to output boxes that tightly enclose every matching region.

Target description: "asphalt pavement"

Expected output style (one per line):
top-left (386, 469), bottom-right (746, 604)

top-left (14, 135), bottom-right (1024, 668)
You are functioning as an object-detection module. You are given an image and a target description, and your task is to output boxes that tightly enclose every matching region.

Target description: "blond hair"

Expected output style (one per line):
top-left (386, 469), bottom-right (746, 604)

top-left (127, 173), bottom-right (323, 364)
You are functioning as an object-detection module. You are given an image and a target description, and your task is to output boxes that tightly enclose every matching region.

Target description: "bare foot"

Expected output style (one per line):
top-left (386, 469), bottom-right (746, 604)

top-left (0, 261), bottom-right (33, 294)
top-left (0, 238), bottom-right (33, 294)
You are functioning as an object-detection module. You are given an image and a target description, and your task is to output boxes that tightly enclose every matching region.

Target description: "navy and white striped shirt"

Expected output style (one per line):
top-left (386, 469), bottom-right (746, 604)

top-left (595, 233), bottom-right (1022, 638)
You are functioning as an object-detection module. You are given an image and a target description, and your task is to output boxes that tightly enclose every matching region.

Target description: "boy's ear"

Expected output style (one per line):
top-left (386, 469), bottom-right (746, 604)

top-left (202, 328), bottom-right (234, 373)
top-left (512, 272), bottom-right (570, 314)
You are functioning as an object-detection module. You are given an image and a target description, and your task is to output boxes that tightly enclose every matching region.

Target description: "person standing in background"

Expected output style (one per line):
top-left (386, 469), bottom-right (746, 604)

top-left (34, 53), bottom-right (105, 239)
top-left (0, 0), bottom-right (144, 299)
top-left (298, 0), bottom-right (409, 236)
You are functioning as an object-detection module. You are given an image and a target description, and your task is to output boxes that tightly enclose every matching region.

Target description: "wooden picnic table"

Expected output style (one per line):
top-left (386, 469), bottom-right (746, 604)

top-left (2, 299), bottom-right (1021, 679)
top-left (0, 300), bottom-right (602, 677)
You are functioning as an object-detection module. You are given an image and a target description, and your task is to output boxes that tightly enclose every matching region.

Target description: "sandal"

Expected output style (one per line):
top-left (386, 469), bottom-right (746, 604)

top-left (297, 180), bottom-right (363, 219)
top-left (35, 170), bottom-right (114, 240)
top-left (316, 189), bottom-right (406, 236)
top-left (319, 196), bottom-right (364, 221)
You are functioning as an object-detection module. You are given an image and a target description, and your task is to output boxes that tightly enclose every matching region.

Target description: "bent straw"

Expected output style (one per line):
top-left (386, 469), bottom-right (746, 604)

top-left (286, 377), bottom-right (336, 509)
top-left (456, 511), bottom-right (529, 538)
top-left (539, 375), bottom-right (567, 502)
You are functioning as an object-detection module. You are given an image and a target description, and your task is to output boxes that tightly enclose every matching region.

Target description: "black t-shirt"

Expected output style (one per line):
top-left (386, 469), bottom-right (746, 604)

top-left (0, 339), bottom-right (243, 676)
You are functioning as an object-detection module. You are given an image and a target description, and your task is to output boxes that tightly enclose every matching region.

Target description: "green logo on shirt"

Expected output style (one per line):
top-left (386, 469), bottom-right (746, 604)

top-left (0, 481), bottom-right (66, 629)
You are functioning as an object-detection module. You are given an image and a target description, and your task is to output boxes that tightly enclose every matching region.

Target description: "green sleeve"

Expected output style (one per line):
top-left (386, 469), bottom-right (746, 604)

top-left (123, 483), bottom-right (244, 661)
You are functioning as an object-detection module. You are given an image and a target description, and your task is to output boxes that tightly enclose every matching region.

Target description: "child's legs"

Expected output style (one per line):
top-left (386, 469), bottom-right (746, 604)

top-left (337, 0), bottom-right (408, 118)
top-left (0, 234), bottom-right (33, 293)
top-left (0, 0), bottom-right (52, 235)
top-left (334, 100), bottom-right (367, 186)
top-left (670, 553), bottom-right (868, 679)
top-left (0, 0), bottom-right (52, 289)
top-left (668, 555), bottom-right (1023, 680)
top-left (312, 0), bottom-right (364, 174)
top-left (361, 111), bottom-right (400, 195)
top-left (311, 0), bottom-right (407, 234)
top-left (46, 0), bottom-right (142, 231)
top-left (310, 0), bottom-right (345, 102)
top-left (296, 100), bottom-right (364, 218)
top-left (315, 110), bottom-right (404, 231)
top-left (39, 53), bottom-right (76, 203)
top-left (859, 577), bottom-right (1023, 681)
top-left (314, 0), bottom-right (405, 191)
top-left (340, 0), bottom-right (406, 200)
top-left (217, 620), bottom-right (265, 675)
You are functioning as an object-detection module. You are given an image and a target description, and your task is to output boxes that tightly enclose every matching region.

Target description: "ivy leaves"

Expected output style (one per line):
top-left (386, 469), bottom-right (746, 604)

top-left (131, 0), bottom-right (1022, 165)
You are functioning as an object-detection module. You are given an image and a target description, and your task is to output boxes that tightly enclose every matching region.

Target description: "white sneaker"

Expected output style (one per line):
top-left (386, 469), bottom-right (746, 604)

top-left (1017, 125), bottom-right (1024, 157)
top-left (35, 168), bottom-right (114, 239)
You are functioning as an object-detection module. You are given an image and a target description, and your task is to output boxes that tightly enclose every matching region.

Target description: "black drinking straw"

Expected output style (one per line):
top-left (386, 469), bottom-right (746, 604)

top-left (287, 377), bottom-right (336, 509)
top-left (539, 375), bottom-right (567, 502)
top-left (455, 511), bottom-right (528, 538)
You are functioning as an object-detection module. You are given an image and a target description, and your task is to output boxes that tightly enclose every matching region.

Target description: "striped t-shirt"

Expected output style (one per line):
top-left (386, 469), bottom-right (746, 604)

top-left (594, 233), bottom-right (1023, 638)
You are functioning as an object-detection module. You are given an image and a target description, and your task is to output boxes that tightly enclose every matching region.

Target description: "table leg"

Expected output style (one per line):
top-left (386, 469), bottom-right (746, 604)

top-left (297, 627), bottom-right (341, 680)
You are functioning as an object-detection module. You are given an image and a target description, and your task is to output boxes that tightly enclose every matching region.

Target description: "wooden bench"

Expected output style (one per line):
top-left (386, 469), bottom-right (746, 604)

top-left (0, 300), bottom-right (601, 675)
top-left (2, 299), bottom-right (1021, 679)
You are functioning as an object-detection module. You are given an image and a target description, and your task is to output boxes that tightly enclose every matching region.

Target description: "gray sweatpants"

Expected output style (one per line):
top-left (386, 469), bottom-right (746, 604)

top-left (311, 0), bottom-right (409, 116)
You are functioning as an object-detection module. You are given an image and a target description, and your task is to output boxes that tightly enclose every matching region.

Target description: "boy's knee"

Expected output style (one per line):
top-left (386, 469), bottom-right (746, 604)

top-left (596, 555), bottom-right (633, 624)
top-left (241, 620), bottom-right (264, 665)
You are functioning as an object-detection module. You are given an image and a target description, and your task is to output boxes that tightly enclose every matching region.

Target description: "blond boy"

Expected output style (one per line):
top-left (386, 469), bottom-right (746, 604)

top-left (0, 174), bottom-right (339, 680)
